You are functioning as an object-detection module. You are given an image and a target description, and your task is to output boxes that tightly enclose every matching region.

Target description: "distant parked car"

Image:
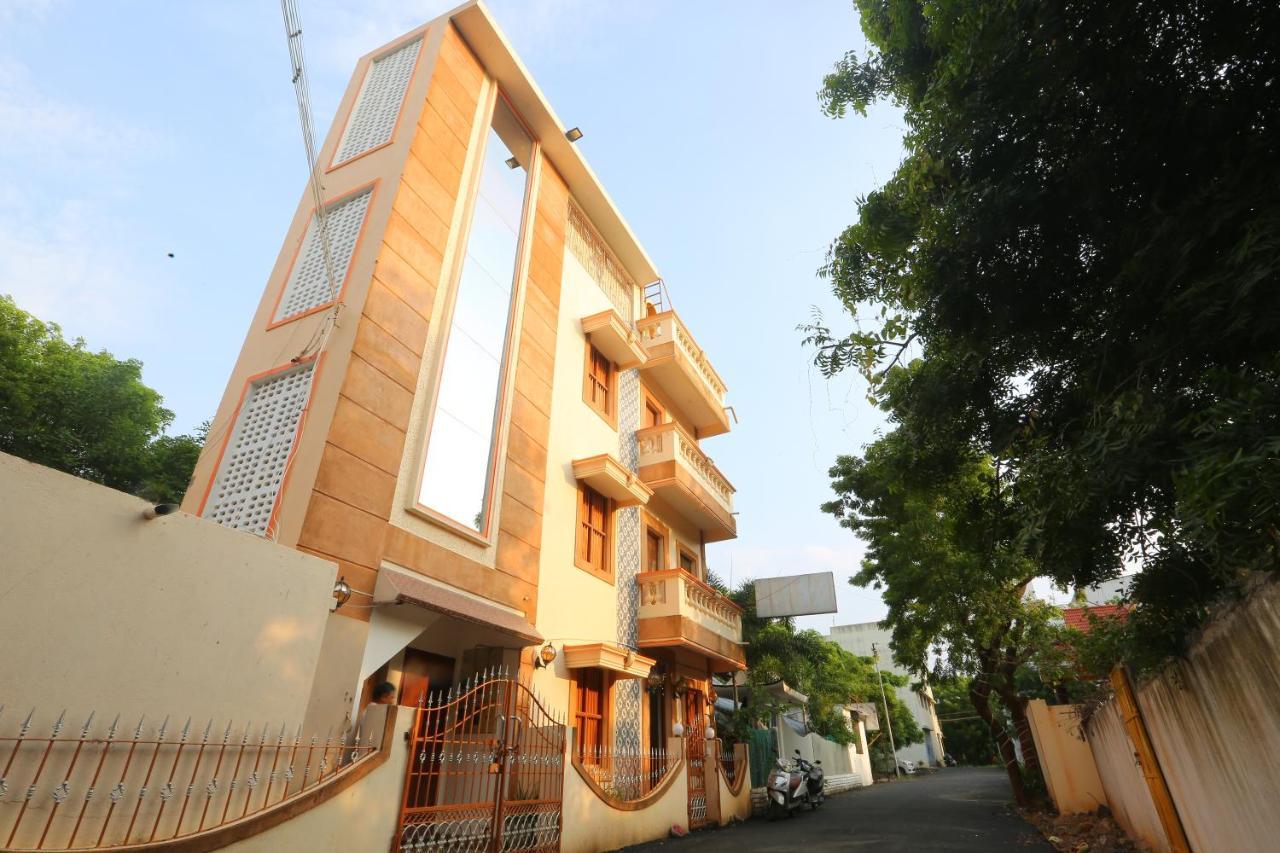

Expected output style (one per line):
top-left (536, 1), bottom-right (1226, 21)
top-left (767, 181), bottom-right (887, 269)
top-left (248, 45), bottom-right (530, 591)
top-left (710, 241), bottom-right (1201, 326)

top-left (897, 758), bottom-right (916, 775)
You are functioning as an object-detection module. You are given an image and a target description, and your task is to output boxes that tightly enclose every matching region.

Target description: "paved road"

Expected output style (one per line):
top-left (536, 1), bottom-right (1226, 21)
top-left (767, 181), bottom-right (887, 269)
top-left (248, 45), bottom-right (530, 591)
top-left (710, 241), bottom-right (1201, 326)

top-left (619, 767), bottom-right (1052, 852)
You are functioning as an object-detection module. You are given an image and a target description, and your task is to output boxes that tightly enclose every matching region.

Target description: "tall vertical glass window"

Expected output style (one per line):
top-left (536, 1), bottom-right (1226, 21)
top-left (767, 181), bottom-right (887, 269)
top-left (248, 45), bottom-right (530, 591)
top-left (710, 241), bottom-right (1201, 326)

top-left (418, 96), bottom-right (533, 534)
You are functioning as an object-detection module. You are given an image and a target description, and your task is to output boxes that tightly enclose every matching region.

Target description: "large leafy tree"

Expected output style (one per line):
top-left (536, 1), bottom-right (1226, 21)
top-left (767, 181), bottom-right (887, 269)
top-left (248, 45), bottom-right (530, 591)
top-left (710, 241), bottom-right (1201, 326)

top-left (807, 0), bottom-right (1280, 666)
top-left (824, 410), bottom-right (1057, 803)
top-left (0, 295), bottom-right (202, 503)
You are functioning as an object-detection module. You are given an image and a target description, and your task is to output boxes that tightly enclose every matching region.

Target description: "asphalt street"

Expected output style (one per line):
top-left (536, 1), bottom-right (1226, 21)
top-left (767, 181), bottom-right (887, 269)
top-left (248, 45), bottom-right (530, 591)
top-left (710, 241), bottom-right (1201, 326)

top-left (618, 767), bottom-right (1053, 852)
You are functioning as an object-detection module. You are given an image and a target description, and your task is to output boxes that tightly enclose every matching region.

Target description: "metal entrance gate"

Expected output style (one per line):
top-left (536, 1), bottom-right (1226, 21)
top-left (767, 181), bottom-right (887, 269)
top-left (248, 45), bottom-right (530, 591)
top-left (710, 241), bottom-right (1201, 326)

top-left (396, 673), bottom-right (565, 852)
top-left (685, 702), bottom-right (709, 829)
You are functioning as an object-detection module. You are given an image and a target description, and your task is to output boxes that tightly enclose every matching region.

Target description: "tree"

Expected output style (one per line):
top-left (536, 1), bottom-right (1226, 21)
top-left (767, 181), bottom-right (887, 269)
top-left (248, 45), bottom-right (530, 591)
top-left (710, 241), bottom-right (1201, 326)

top-left (807, 0), bottom-right (1280, 673)
top-left (822, 399), bottom-right (1058, 804)
top-left (0, 295), bottom-right (203, 502)
top-left (933, 678), bottom-right (996, 766)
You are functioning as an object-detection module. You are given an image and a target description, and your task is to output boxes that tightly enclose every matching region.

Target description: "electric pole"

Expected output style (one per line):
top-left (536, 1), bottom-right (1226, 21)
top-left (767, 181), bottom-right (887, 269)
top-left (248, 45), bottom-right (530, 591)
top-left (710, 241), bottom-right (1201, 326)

top-left (873, 643), bottom-right (901, 779)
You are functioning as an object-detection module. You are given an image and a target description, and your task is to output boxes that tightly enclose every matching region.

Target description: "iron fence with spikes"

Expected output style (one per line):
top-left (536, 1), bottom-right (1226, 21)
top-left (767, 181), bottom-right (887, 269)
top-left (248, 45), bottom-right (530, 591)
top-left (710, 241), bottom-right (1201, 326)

top-left (573, 742), bottom-right (679, 803)
top-left (0, 705), bottom-right (380, 849)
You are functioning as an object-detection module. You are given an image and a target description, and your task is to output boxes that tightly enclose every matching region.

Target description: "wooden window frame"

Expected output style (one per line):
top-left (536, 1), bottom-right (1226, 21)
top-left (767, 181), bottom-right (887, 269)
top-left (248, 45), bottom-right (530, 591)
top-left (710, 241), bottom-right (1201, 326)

top-left (677, 544), bottom-right (699, 578)
top-left (575, 482), bottom-right (615, 583)
top-left (642, 386), bottom-right (665, 429)
top-left (644, 526), bottom-right (666, 573)
top-left (571, 667), bottom-right (613, 765)
top-left (582, 342), bottom-right (617, 428)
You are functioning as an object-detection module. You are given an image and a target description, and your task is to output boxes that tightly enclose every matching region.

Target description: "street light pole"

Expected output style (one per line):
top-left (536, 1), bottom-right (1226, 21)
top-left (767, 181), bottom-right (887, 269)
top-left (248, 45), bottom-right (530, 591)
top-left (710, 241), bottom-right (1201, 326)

top-left (873, 643), bottom-right (901, 779)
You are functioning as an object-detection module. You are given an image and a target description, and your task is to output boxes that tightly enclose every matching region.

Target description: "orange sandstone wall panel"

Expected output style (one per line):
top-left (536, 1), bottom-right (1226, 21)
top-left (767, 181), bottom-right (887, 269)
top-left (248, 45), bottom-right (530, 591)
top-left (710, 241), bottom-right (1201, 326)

top-left (296, 24), bottom-right (486, 622)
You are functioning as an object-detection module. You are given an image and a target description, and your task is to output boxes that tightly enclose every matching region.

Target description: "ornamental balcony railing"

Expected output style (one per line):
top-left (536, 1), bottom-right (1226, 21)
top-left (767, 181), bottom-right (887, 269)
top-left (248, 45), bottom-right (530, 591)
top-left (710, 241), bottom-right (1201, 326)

top-left (635, 422), bottom-right (735, 542)
top-left (635, 311), bottom-right (730, 438)
top-left (635, 570), bottom-right (746, 671)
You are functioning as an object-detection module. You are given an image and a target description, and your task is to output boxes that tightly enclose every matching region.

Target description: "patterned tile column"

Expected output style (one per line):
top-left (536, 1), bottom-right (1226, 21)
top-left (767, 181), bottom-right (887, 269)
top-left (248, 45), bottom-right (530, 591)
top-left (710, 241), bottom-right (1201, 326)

top-left (614, 367), bottom-right (642, 754)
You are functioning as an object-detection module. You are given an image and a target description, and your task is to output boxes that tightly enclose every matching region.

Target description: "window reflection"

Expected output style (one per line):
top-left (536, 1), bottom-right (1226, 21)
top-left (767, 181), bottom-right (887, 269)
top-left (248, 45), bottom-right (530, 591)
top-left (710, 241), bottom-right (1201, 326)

top-left (418, 96), bottom-right (533, 532)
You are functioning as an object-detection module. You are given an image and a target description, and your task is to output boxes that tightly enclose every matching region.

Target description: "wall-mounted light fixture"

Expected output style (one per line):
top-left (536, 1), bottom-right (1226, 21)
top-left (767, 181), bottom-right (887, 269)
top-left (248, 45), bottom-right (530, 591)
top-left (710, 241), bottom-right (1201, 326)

top-left (142, 503), bottom-right (179, 520)
top-left (565, 127), bottom-right (583, 143)
top-left (646, 667), bottom-right (665, 694)
top-left (505, 156), bottom-right (520, 170)
top-left (534, 642), bottom-right (557, 669)
top-left (332, 577), bottom-right (352, 610)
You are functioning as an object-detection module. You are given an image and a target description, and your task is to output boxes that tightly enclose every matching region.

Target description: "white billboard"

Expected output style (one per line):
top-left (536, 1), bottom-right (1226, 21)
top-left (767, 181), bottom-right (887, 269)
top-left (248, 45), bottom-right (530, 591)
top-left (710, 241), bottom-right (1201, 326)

top-left (755, 572), bottom-right (838, 618)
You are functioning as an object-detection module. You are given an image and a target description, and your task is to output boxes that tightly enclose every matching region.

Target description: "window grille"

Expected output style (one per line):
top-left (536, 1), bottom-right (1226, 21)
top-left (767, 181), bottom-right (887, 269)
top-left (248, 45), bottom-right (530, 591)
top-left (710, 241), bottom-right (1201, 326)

top-left (333, 37), bottom-right (422, 165)
top-left (203, 362), bottom-right (316, 535)
top-left (273, 187), bottom-right (373, 323)
top-left (567, 201), bottom-right (636, 322)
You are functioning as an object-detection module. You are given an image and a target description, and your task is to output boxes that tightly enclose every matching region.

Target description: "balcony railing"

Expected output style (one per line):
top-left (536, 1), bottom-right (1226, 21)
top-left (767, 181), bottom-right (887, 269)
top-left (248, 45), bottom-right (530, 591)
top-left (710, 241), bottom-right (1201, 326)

top-left (636, 311), bottom-right (730, 438)
top-left (635, 570), bottom-right (746, 670)
top-left (636, 422), bottom-right (735, 542)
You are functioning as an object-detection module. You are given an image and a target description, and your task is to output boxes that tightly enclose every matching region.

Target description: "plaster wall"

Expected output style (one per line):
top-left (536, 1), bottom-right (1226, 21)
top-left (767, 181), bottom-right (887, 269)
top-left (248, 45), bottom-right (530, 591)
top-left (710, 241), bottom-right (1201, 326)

top-left (1085, 701), bottom-right (1169, 851)
top-left (222, 707), bottom-right (414, 853)
top-left (0, 452), bottom-right (336, 727)
top-left (560, 759), bottom-right (688, 853)
top-left (1025, 700), bottom-right (1107, 815)
top-left (1083, 577), bottom-right (1280, 853)
top-left (534, 248), bottom-right (626, 655)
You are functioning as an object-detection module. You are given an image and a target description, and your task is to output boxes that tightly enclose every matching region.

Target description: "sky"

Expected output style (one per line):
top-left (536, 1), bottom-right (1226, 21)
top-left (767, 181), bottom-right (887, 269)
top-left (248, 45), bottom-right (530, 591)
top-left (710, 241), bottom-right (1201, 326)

top-left (0, 0), bottom-right (920, 630)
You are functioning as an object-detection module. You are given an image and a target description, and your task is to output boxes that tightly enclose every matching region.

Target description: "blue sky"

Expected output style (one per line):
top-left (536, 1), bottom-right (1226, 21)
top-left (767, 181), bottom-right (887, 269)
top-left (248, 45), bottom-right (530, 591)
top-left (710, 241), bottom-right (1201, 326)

top-left (0, 0), bottom-right (912, 629)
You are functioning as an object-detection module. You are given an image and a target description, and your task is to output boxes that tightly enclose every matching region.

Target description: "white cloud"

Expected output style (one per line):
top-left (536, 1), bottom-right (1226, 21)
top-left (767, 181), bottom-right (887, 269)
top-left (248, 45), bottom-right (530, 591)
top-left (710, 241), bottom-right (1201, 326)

top-left (0, 0), bottom-right (57, 25)
top-left (0, 55), bottom-right (166, 339)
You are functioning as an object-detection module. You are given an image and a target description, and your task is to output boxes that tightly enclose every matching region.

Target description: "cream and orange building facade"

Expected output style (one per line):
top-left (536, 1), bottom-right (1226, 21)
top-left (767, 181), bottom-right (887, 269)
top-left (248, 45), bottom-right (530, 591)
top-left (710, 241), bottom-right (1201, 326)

top-left (180, 1), bottom-right (748, 846)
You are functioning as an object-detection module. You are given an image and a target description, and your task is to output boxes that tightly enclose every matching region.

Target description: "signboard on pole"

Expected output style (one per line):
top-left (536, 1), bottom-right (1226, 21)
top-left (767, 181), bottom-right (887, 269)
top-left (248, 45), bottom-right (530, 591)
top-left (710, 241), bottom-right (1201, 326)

top-left (754, 572), bottom-right (838, 618)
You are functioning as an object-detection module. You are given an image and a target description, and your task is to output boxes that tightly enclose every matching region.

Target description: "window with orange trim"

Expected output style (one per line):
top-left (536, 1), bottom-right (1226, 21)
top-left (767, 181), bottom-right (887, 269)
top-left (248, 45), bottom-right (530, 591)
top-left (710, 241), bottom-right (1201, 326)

top-left (573, 667), bottom-right (611, 764)
top-left (583, 344), bottom-right (615, 424)
top-left (576, 483), bottom-right (613, 580)
top-left (678, 546), bottom-right (698, 577)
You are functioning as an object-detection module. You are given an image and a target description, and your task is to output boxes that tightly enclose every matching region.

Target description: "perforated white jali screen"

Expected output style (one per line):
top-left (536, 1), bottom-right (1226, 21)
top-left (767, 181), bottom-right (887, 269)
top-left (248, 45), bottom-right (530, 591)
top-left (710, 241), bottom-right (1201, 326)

top-left (203, 363), bottom-right (316, 536)
top-left (333, 36), bottom-right (422, 165)
top-left (273, 187), bottom-right (373, 323)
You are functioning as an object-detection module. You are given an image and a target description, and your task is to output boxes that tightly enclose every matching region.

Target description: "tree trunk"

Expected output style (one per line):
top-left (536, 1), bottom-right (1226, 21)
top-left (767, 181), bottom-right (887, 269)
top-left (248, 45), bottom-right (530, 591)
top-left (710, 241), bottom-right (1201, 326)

top-left (970, 655), bottom-right (1026, 806)
top-left (993, 649), bottom-right (1047, 795)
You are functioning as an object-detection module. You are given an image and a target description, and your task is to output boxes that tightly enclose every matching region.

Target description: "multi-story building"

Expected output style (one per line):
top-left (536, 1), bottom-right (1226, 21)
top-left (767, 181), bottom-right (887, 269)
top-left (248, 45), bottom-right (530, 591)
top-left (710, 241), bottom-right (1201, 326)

top-left (828, 621), bottom-right (946, 767)
top-left (179, 1), bottom-right (749, 847)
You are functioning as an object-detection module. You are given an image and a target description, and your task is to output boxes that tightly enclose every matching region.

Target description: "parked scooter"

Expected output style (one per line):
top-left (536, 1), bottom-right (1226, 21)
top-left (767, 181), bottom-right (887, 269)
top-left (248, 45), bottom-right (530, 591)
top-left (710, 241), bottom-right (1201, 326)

top-left (765, 749), bottom-right (825, 819)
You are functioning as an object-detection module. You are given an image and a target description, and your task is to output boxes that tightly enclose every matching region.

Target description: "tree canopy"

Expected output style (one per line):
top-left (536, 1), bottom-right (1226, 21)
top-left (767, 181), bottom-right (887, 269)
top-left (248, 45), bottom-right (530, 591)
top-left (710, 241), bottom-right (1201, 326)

top-left (0, 295), bottom-right (203, 503)
top-left (807, 0), bottom-right (1280, 668)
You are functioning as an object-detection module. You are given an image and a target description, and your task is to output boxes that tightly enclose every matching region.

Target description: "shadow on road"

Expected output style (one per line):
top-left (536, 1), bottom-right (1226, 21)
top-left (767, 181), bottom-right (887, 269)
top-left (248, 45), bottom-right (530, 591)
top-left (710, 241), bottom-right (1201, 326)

top-left (618, 767), bottom-right (1051, 852)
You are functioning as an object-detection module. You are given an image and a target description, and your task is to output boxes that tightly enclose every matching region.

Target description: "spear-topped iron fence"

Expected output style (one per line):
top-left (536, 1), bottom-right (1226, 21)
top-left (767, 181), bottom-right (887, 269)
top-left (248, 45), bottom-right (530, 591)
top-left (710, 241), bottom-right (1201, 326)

top-left (0, 705), bottom-right (380, 850)
top-left (573, 743), bottom-right (679, 803)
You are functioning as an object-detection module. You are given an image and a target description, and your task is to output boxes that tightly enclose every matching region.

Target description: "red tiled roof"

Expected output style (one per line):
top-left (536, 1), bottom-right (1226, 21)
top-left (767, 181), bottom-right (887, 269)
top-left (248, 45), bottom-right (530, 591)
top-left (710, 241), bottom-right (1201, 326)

top-left (1063, 604), bottom-right (1129, 633)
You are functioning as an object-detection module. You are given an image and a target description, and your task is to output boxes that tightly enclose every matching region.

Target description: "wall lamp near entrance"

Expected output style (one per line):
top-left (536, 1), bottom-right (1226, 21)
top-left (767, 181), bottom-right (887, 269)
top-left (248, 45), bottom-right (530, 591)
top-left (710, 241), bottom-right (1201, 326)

top-left (564, 127), bottom-right (583, 143)
top-left (332, 577), bottom-right (352, 611)
top-left (141, 503), bottom-right (179, 520)
top-left (534, 642), bottom-right (557, 669)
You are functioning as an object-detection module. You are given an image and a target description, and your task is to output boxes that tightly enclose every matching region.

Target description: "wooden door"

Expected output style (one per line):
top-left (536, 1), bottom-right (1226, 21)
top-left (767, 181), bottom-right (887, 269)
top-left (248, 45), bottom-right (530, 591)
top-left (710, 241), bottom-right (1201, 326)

top-left (400, 649), bottom-right (454, 707)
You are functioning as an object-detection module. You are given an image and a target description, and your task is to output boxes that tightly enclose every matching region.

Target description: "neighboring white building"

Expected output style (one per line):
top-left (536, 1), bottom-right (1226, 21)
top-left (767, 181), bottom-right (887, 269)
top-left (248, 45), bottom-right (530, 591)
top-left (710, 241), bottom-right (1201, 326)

top-left (827, 621), bottom-right (946, 767)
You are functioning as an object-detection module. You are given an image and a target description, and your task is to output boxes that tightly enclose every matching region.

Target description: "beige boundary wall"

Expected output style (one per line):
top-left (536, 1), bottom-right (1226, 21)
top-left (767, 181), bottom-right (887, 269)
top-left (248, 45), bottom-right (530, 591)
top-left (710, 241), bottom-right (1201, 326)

top-left (0, 453), bottom-right (338, 727)
top-left (1071, 576), bottom-right (1280, 852)
top-left (1025, 700), bottom-right (1107, 815)
top-left (777, 717), bottom-right (873, 791)
top-left (222, 707), bottom-right (412, 853)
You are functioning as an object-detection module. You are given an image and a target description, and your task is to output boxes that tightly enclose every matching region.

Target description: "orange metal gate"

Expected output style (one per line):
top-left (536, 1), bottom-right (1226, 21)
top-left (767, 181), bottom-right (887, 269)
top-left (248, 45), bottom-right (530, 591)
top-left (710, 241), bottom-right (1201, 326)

top-left (396, 674), bottom-right (565, 852)
top-left (685, 701), bottom-right (709, 829)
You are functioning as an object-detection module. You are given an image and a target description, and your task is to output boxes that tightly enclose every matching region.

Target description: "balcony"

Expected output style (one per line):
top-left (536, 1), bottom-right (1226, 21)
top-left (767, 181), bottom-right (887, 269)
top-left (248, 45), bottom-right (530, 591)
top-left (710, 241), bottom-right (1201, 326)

top-left (636, 422), bottom-right (736, 542)
top-left (636, 570), bottom-right (746, 670)
top-left (636, 311), bottom-right (730, 438)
